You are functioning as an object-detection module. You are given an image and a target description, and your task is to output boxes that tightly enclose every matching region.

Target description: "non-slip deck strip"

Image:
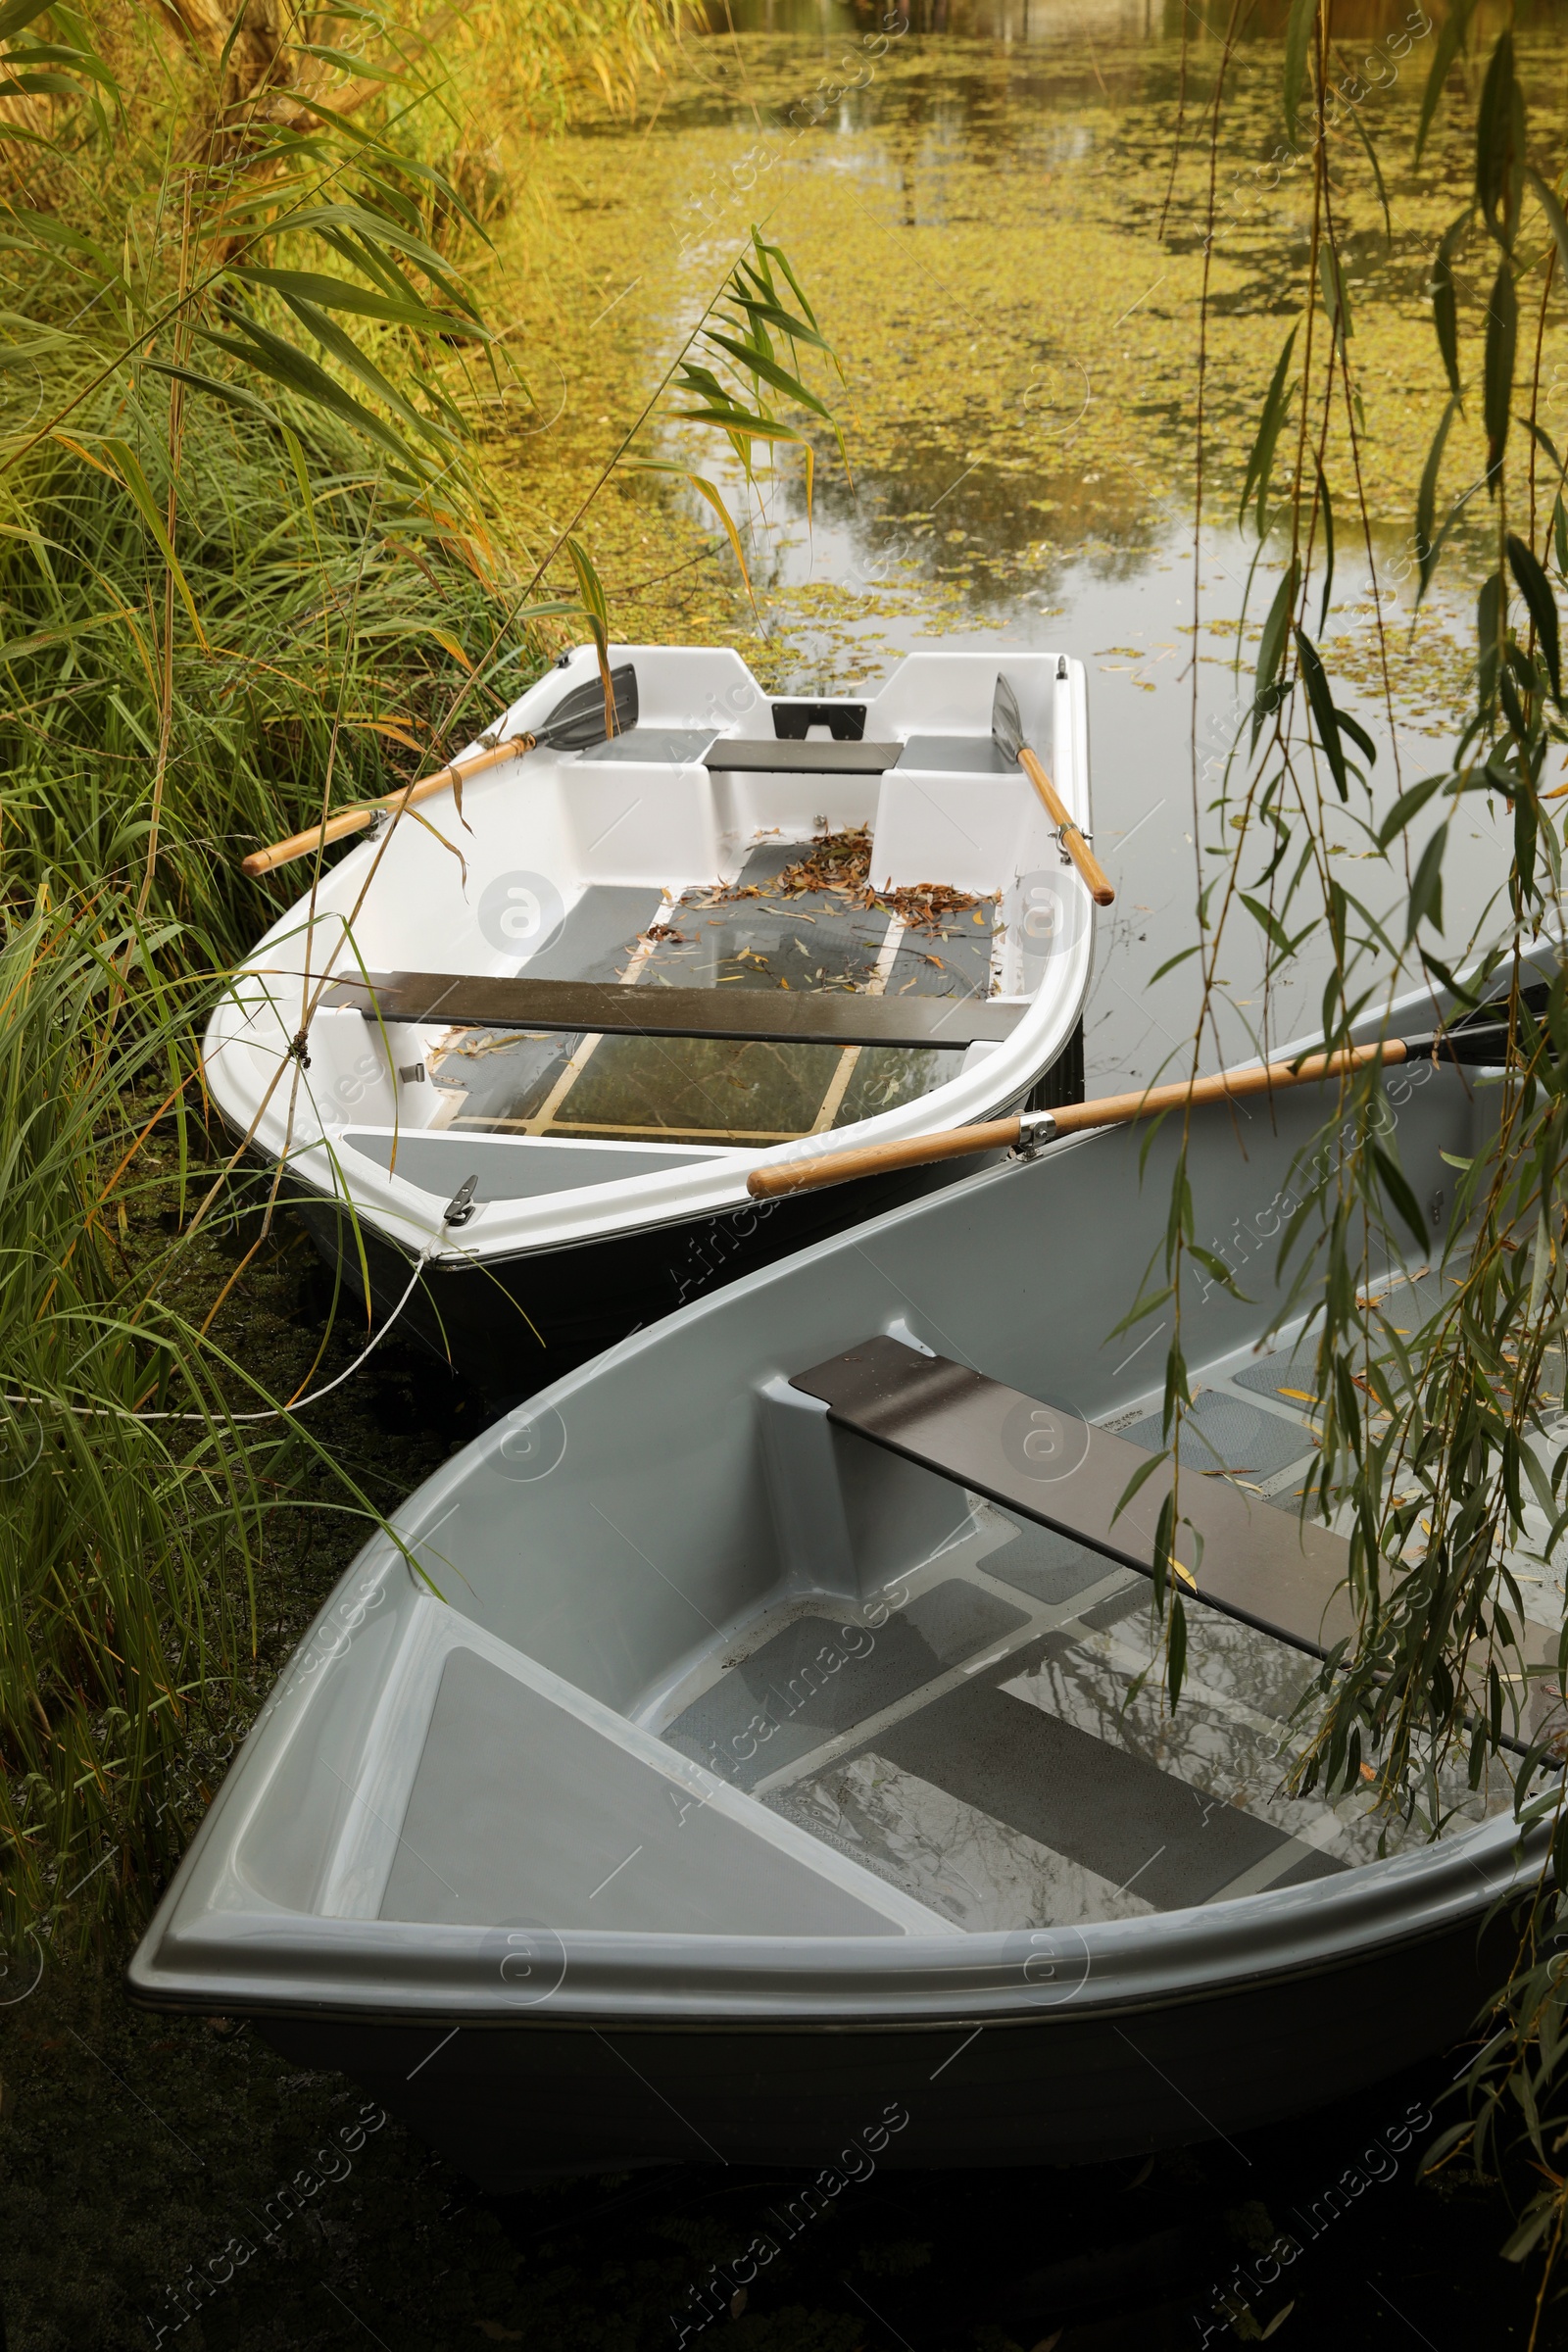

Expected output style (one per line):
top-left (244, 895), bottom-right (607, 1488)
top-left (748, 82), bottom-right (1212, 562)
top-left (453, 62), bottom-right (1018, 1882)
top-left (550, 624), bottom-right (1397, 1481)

top-left (790, 1336), bottom-right (1357, 1659)
top-left (327, 970), bottom-right (1024, 1051)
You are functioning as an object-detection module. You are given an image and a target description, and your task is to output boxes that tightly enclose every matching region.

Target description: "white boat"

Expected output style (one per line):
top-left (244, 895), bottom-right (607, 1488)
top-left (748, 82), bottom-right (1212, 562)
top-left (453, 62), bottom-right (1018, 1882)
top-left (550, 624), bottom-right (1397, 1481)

top-left (131, 949), bottom-right (1562, 2181)
top-left (207, 645), bottom-right (1099, 1382)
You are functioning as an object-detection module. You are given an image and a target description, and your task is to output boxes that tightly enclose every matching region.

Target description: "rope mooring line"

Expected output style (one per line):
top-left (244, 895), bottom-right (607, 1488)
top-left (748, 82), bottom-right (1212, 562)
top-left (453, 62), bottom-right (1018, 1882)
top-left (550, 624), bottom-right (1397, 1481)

top-left (0, 1244), bottom-right (435, 1428)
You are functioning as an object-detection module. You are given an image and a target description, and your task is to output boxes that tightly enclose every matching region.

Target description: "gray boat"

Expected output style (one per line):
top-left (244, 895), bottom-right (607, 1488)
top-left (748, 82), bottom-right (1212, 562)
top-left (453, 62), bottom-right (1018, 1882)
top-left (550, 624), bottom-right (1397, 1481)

top-left (128, 958), bottom-right (1561, 2184)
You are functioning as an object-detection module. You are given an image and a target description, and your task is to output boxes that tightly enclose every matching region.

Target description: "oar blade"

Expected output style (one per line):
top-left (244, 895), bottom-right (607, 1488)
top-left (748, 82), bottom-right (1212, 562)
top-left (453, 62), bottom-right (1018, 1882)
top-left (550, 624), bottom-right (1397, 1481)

top-left (537, 662), bottom-right (639, 751)
top-left (992, 671), bottom-right (1025, 764)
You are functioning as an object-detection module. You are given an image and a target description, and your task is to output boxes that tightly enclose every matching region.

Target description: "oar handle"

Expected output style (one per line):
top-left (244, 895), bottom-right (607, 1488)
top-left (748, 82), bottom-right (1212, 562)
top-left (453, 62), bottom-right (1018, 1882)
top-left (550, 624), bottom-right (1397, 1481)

top-left (240, 737), bottom-right (532, 879)
top-left (746, 1041), bottom-right (1401, 1200)
top-left (1016, 746), bottom-right (1115, 906)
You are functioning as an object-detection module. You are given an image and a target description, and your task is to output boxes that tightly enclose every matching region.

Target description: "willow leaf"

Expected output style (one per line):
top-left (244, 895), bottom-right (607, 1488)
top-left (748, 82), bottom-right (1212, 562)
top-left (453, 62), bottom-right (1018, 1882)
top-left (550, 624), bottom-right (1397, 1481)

top-left (1282, 0), bottom-right (1316, 134)
top-left (1526, 167), bottom-right (1568, 355)
top-left (1506, 532), bottom-right (1562, 703)
top-left (1167, 1588), bottom-right (1188, 1713)
top-left (1523, 417), bottom-right (1566, 480)
top-left (1475, 30), bottom-right (1522, 249)
top-left (1335, 706), bottom-right (1376, 766)
top-left (1240, 891), bottom-right (1295, 955)
top-left (1315, 458), bottom-right (1335, 630)
top-left (1477, 566), bottom-right (1505, 708)
top-left (1110, 1444), bottom-right (1170, 1519)
top-left (1407, 821), bottom-right (1448, 939)
top-left (1318, 242), bottom-right (1353, 357)
top-left (1373, 1143), bottom-right (1431, 1250)
top-left (1149, 942), bottom-right (1202, 984)
top-left (1295, 625), bottom-right (1349, 801)
top-left (1484, 259), bottom-right (1517, 486)
top-left (1239, 325), bottom-right (1297, 537)
top-left (1432, 218), bottom-right (1467, 406)
top-left (1416, 395), bottom-right (1457, 600)
top-left (1415, 0), bottom-right (1477, 162)
top-left (1340, 59), bottom-right (1393, 241)
top-left (1188, 1245), bottom-right (1251, 1301)
top-left (1251, 559), bottom-right (1299, 748)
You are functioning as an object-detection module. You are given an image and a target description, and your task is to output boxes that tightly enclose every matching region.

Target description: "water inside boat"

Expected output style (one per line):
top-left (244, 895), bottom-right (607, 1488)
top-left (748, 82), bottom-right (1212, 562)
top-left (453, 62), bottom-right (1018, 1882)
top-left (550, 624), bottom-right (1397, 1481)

top-left (421, 837), bottom-right (999, 1147)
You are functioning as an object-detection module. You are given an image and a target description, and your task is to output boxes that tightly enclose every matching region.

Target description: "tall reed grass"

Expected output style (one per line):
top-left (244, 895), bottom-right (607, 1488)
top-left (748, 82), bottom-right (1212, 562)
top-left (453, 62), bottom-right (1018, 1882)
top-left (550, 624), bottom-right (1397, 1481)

top-left (0, 0), bottom-right (842, 1965)
top-left (0, 8), bottom-right (548, 956)
top-left (0, 895), bottom-right (297, 1958)
top-left (0, 0), bottom-right (584, 1967)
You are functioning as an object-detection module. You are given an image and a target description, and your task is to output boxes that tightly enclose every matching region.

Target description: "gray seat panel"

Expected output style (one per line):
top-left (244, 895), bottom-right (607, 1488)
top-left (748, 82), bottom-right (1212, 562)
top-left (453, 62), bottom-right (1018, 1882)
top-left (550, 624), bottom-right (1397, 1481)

top-left (1119, 1390), bottom-right (1313, 1478)
top-left (871, 1680), bottom-right (1295, 1909)
top-left (981, 1516), bottom-right (1127, 1607)
top-left (522, 884), bottom-right (666, 980)
top-left (572, 728), bottom-right (716, 764)
top-left (662, 1582), bottom-right (1027, 1793)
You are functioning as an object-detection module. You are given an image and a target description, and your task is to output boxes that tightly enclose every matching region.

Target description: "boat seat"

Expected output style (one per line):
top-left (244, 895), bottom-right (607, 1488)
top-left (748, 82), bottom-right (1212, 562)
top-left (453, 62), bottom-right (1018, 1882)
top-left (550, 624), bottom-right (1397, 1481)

top-left (700, 735), bottom-right (1021, 777)
top-left (790, 1339), bottom-right (1568, 1745)
top-left (325, 970), bottom-right (1026, 1052)
top-left (703, 739), bottom-right (904, 774)
top-left (791, 1335), bottom-right (1357, 1657)
top-left (575, 729), bottom-right (1017, 777)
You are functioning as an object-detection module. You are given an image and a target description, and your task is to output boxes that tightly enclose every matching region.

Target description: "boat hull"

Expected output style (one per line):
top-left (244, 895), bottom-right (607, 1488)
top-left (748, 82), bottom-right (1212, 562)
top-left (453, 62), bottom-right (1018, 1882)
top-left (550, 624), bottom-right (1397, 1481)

top-left (293, 1033), bottom-right (1085, 1397)
top-left (209, 646), bottom-right (1098, 1314)
top-left (252, 1905), bottom-right (1502, 2185)
top-left (298, 1152), bottom-right (995, 1397)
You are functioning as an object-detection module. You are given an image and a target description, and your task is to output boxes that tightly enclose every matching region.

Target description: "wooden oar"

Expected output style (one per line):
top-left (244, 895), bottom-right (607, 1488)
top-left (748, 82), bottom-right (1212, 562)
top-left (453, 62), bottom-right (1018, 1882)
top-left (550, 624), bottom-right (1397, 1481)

top-left (240, 662), bottom-right (640, 880)
top-left (993, 672), bottom-right (1115, 908)
top-left (747, 1019), bottom-right (1521, 1200)
top-left (241, 739), bottom-right (524, 879)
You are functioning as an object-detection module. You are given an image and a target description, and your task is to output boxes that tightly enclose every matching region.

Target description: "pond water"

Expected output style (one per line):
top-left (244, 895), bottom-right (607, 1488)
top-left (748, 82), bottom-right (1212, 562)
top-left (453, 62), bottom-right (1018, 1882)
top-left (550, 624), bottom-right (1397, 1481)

top-left (495, 0), bottom-right (1568, 1102)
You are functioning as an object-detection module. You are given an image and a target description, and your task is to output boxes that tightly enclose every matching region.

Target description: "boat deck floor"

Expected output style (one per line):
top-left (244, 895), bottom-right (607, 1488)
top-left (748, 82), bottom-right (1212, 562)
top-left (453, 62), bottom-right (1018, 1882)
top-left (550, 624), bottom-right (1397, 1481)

top-left (657, 1298), bottom-right (1516, 1933)
top-left (425, 845), bottom-right (1000, 1147)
